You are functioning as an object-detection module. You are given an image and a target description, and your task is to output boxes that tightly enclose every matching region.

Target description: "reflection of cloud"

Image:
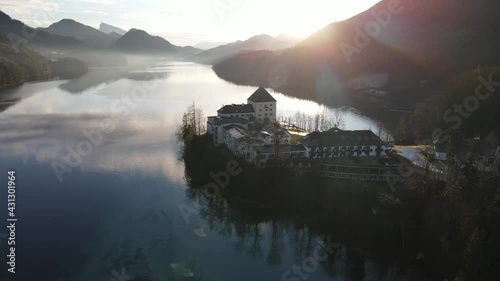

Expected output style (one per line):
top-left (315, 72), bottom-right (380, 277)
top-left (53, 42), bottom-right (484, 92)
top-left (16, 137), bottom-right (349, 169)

top-left (0, 113), bottom-right (185, 184)
top-left (58, 68), bottom-right (169, 94)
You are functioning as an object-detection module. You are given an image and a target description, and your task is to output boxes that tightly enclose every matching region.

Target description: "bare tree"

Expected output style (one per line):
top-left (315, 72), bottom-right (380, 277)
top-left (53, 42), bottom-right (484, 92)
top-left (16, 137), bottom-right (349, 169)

top-left (176, 102), bottom-right (206, 142)
top-left (270, 122), bottom-right (288, 159)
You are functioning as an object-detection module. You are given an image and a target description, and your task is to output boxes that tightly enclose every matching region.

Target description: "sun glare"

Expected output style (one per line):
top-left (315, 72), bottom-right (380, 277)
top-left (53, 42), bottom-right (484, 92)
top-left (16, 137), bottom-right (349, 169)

top-left (276, 1), bottom-right (380, 38)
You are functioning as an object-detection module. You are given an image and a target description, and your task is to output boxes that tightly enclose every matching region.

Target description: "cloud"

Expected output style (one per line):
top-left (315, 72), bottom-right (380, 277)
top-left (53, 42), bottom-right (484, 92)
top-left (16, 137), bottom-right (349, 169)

top-left (160, 10), bottom-right (184, 17)
top-left (83, 9), bottom-right (111, 16)
top-left (69, 0), bottom-right (118, 5)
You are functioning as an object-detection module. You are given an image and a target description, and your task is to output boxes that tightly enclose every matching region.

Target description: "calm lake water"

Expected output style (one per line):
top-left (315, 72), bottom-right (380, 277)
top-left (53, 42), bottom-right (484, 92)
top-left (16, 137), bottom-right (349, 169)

top-left (0, 62), bottom-right (419, 281)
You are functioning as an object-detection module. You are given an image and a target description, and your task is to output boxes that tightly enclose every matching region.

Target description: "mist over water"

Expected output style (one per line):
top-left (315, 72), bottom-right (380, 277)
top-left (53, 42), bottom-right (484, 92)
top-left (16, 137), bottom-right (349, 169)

top-left (0, 62), bottom-right (403, 281)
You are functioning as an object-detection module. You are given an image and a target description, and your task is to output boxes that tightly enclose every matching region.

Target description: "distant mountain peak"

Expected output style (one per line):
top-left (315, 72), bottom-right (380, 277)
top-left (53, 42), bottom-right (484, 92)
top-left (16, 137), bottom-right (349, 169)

top-left (111, 28), bottom-right (176, 54)
top-left (0, 10), bottom-right (83, 48)
top-left (194, 41), bottom-right (227, 50)
top-left (57, 18), bottom-right (77, 24)
top-left (191, 34), bottom-right (301, 64)
top-left (99, 22), bottom-right (126, 36)
top-left (127, 28), bottom-right (148, 35)
top-left (39, 18), bottom-right (119, 49)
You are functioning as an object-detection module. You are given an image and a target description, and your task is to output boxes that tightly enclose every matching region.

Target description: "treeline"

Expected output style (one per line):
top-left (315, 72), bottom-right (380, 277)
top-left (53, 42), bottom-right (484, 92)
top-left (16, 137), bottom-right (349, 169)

top-left (395, 155), bottom-right (500, 280)
top-left (278, 107), bottom-right (343, 132)
top-left (0, 36), bottom-right (51, 88)
top-left (0, 57), bottom-right (26, 88)
top-left (396, 67), bottom-right (500, 144)
top-left (0, 36), bottom-right (88, 89)
top-left (391, 67), bottom-right (500, 279)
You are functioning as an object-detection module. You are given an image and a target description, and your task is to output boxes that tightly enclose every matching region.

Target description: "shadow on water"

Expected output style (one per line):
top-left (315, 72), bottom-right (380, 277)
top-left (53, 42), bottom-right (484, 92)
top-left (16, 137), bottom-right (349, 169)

top-left (58, 68), bottom-right (170, 94)
top-left (0, 96), bottom-right (20, 113)
top-left (179, 135), bottom-right (454, 281)
top-left (0, 82), bottom-right (53, 113)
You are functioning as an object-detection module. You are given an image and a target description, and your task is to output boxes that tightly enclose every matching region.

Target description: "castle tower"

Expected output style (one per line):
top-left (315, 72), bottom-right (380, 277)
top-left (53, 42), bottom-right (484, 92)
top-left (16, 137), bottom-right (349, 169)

top-left (247, 86), bottom-right (277, 123)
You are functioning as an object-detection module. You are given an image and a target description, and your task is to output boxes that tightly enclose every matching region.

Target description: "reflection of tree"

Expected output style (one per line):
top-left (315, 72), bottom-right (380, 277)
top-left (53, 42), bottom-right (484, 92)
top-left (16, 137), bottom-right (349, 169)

top-left (266, 220), bottom-right (285, 266)
top-left (179, 135), bottom-right (460, 278)
top-left (247, 223), bottom-right (263, 259)
top-left (289, 224), bottom-right (317, 261)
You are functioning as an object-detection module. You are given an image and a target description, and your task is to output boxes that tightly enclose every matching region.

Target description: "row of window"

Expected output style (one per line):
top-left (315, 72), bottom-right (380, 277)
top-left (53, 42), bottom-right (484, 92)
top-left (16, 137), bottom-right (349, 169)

top-left (312, 151), bottom-right (384, 158)
top-left (259, 152), bottom-right (307, 159)
top-left (229, 113), bottom-right (253, 118)
top-left (313, 146), bottom-right (383, 152)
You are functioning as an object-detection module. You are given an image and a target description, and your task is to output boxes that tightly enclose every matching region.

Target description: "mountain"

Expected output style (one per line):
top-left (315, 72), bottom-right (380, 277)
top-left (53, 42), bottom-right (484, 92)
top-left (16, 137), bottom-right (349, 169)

top-left (0, 10), bottom-right (84, 49)
top-left (194, 41), bottom-right (226, 50)
top-left (107, 32), bottom-right (122, 41)
top-left (39, 19), bottom-right (119, 48)
top-left (112, 28), bottom-right (200, 56)
top-left (112, 28), bottom-right (177, 54)
top-left (99, 22), bottom-right (127, 35)
top-left (192, 34), bottom-right (301, 64)
top-left (212, 0), bottom-right (500, 107)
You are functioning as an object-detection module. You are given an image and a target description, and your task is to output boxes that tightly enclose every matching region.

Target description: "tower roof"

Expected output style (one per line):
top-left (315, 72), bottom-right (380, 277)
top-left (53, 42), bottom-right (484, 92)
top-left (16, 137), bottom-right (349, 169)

top-left (247, 87), bottom-right (276, 103)
top-left (218, 104), bottom-right (255, 114)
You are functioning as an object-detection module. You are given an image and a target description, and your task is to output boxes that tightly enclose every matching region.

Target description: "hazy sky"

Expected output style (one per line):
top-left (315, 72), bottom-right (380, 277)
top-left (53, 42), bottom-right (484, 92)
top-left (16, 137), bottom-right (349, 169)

top-left (1, 0), bottom-right (380, 46)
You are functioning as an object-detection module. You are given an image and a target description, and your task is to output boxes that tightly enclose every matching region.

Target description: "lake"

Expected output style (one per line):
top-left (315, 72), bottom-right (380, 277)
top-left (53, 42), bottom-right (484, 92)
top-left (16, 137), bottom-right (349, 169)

top-left (0, 62), bottom-right (423, 281)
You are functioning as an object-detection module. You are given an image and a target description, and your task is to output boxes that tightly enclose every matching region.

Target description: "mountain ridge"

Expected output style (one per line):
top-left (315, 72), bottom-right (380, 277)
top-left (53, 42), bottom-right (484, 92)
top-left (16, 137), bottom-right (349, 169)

top-left (111, 28), bottom-right (201, 56)
top-left (99, 22), bottom-right (127, 35)
top-left (38, 19), bottom-right (119, 48)
top-left (0, 10), bottom-right (84, 49)
top-left (212, 0), bottom-right (500, 107)
top-left (192, 34), bottom-right (301, 64)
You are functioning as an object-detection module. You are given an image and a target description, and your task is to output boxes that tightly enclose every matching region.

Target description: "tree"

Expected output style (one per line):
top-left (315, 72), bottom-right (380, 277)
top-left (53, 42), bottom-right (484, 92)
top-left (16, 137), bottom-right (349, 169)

top-left (270, 122), bottom-right (288, 160)
top-left (176, 102), bottom-right (206, 143)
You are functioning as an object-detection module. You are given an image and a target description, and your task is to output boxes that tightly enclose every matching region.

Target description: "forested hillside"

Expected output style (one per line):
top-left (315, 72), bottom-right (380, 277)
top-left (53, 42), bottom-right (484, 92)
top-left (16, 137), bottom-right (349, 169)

top-left (0, 36), bottom-right (50, 88)
top-left (396, 67), bottom-right (500, 143)
top-left (0, 36), bottom-right (89, 89)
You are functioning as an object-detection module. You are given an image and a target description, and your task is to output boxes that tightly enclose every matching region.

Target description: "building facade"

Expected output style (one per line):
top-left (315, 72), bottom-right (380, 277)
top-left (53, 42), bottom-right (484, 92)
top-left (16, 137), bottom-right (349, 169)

top-left (207, 86), bottom-right (278, 147)
top-left (246, 87), bottom-right (277, 123)
top-left (207, 116), bottom-right (249, 146)
top-left (223, 125), bottom-right (259, 165)
top-left (298, 129), bottom-right (388, 159)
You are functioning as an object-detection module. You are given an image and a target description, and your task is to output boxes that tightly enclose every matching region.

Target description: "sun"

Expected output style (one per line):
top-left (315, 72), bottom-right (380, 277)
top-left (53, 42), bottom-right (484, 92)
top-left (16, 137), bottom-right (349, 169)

top-left (274, 0), bottom-right (381, 38)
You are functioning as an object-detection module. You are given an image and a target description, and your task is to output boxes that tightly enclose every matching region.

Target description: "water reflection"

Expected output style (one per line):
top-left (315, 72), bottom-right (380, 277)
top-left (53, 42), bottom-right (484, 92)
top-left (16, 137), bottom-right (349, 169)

top-left (58, 67), bottom-right (170, 94)
top-left (181, 136), bottom-right (434, 280)
top-left (0, 62), bottom-right (398, 281)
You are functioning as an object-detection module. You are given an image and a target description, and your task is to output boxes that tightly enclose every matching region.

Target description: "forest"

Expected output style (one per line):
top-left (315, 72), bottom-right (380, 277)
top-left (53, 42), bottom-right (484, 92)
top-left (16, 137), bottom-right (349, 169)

top-left (396, 67), bottom-right (500, 144)
top-left (0, 36), bottom-right (51, 88)
top-left (0, 36), bottom-right (88, 89)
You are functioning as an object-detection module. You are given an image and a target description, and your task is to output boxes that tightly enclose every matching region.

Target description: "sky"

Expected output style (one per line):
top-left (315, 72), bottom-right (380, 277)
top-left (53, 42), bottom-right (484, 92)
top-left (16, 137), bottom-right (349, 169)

top-left (1, 0), bottom-right (380, 46)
